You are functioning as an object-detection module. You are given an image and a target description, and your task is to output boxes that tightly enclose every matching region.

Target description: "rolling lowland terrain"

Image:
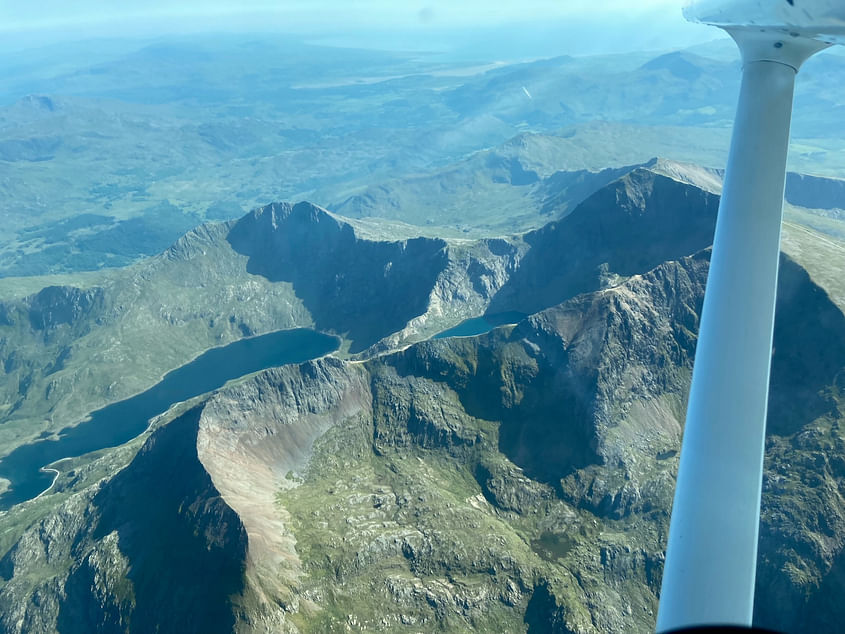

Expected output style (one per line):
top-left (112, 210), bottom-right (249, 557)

top-left (1, 33), bottom-right (845, 633)
top-left (0, 159), bottom-right (844, 632)
top-left (2, 35), bottom-right (845, 276)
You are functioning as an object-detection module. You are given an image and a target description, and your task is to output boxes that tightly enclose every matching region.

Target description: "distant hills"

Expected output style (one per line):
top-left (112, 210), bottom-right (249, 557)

top-left (1, 35), bottom-right (844, 277)
top-left (334, 142), bottom-right (845, 239)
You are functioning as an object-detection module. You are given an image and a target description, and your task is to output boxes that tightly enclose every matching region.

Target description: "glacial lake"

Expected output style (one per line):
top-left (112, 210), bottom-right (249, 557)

top-left (0, 328), bottom-right (339, 510)
top-left (434, 312), bottom-right (527, 339)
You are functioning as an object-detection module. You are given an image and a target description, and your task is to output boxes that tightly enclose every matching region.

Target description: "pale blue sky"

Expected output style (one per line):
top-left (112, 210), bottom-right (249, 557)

top-left (0, 0), bottom-right (720, 55)
top-left (2, 1), bottom-right (689, 29)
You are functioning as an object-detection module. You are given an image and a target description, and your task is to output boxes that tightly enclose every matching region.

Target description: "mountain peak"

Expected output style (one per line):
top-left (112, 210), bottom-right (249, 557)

top-left (639, 51), bottom-right (708, 79)
top-left (164, 221), bottom-right (233, 262)
top-left (640, 157), bottom-right (723, 194)
top-left (245, 201), bottom-right (349, 234)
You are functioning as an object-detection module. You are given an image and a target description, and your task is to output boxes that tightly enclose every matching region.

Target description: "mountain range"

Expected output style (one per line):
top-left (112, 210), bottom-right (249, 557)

top-left (0, 159), bottom-right (844, 632)
top-left (2, 35), bottom-right (845, 277)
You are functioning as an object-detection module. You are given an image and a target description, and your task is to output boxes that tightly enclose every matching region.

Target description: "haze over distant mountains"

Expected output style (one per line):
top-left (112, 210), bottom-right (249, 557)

top-left (1, 34), bottom-right (844, 276)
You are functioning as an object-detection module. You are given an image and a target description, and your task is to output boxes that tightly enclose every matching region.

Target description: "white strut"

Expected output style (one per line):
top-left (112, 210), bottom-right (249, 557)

top-left (657, 1), bottom-right (844, 631)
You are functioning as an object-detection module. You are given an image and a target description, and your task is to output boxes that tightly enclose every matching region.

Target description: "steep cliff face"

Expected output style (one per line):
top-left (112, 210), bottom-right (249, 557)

top-left (258, 250), bottom-right (714, 633)
top-left (0, 284), bottom-right (110, 441)
top-left (753, 257), bottom-right (845, 633)
top-left (198, 358), bottom-right (373, 630)
top-left (277, 249), bottom-right (845, 633)
top-left (489, 167), bottom-right (720, 315)
top-left (0, 249), bottom-right (706, 632)
top-left (0, 407), bottom-right (247, 634)
top-left (0, 198), bottom-right (524, 456)
top-left (0, 165), bottom-right (719, 457)
top-left (227, 201), bottom-right (452, 352)
top-left (785, 172), bottom-right (845, 212)
top-left (25, 285), bottom-right (106, 332)
top-left (365, 236), bottom-right (527, 356)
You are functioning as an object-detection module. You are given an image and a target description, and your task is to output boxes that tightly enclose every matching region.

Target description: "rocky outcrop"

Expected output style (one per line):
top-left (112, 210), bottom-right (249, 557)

top-left (0, 165), bottom-right (722, 454)
top-left (227, 201), bottom-right (451, 352)
top-left (163, 219), bottom-right (235, 262)
top-left (0, 285), bottom-right (109, 430)
top-left (751, 256), bottom-right (845, 632)
top-left (198, 358), bottom-right (372, 623)
top-left (0, 408), bottom-right (247, 634)
top-left (0, 357), bottom-right (376, 634)
top-left (1, 241), bottom-right (844, 632)
top-left (26, 286), bottom-right (106, 332)
top-left (489, 166), bottom-right (720, 316)
top-left (384, 249), bottom-right (707, 521)
top-left (364, 236), bottom-right (526, 356)
top-left (0, 284), bottom-right (107, 336)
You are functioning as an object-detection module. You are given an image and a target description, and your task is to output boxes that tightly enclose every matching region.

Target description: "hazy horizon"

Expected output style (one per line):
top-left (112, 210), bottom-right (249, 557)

top-left (0, 0), bottom-right (719, 58)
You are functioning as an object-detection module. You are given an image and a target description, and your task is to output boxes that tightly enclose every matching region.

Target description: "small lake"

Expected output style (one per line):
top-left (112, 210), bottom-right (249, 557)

top-left (433, 312), bottom-right (526, 339)
top-left (0, 328), bottom-right (339, 510)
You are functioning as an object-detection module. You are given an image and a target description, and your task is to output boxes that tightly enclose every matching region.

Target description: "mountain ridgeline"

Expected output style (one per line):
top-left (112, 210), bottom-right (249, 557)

top-left (0, 202), bottom-right (516, 451)
top-left (226, 202), bottom-right (449, 352)
top-left (2, 164), bottom-right (712, 449)
top-left (0, 162), bottom-right (844, 632)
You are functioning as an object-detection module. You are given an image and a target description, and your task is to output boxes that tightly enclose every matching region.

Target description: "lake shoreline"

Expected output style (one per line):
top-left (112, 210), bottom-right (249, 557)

top-left (0, 328), bottom-right (340, 510)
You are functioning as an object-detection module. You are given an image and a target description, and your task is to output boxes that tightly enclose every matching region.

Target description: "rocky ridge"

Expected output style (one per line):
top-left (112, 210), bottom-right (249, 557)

top-left (1, 160), bottom-right (708, 452)
top-left (0, 160), bottom-right (844, 632)
top-left (3, 241), bottom-right (843, 632)
top-left (0, 248), bottom-right (710, 632)
top-left (0, 201), bottom-right (517, 453)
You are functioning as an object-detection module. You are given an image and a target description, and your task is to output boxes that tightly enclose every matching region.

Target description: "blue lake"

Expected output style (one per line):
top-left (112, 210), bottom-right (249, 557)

top-left (433, 312), bottom-right (527, 339)
top-left (0, 328), bottom-right (339, 510)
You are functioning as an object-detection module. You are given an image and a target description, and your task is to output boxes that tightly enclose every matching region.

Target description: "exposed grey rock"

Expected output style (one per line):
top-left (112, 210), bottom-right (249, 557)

top-left (227, 201), bottom-right (451, 352)
top-left (27, 286), bottom-right (105, 332)
top-left (785, 172), bottom-right (845, 211)
top-left (0, 408), bottom-right (248, 634)
top-left (489, 167), bottom-right (720, 315)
